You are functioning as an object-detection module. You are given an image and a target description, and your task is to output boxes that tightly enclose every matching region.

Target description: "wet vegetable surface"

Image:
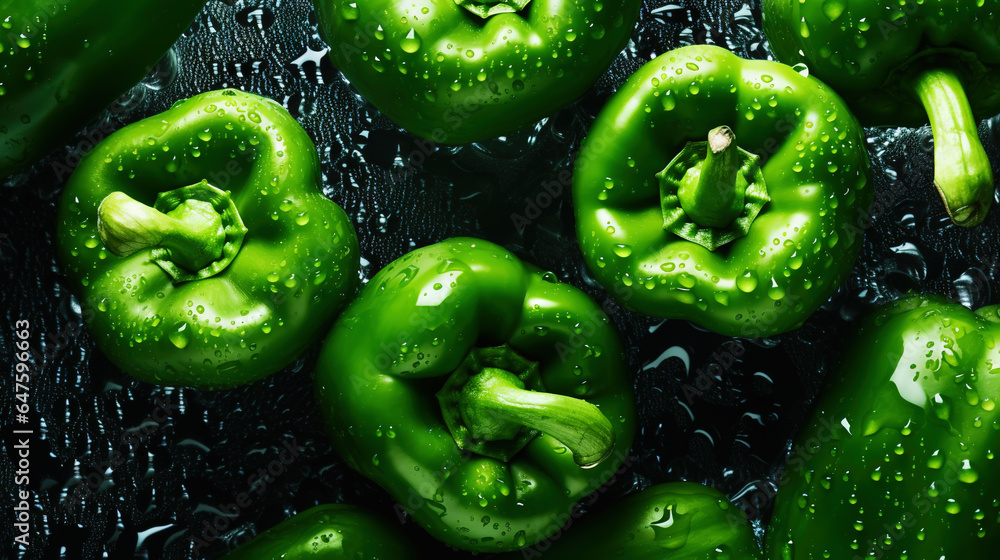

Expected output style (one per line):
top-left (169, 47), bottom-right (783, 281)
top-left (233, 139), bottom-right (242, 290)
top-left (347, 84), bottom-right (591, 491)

top-left (55, 89), bottom-right (359, 389)
top-left (574, 44), bottom-right (873, 337)
top-left (0, 0), bottom-right (208, 177)
top-left (313, 0), bottom-right (642, 143)
top-left (2, 1), bottom-right (1000, 559)
top-left (314, 238), bottom-right (635, 553)
top-left (764, 0), bottom-right (1000, 226)
top-left (767, 294), bottom-right (1000, 558)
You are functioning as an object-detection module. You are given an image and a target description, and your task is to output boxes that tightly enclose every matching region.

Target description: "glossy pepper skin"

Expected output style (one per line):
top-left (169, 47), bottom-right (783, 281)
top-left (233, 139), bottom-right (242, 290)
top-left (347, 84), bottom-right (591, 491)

top-left (766, 295), bottom-right (1000, 559)
top-left (0, 0), bottom-right (209, 178)
top-left (313, 0), bottom-right (641, 144)
top-left (56, 89), bottom-right (359, 388)
top-left (763, 0), bottom-right (999, 227)
top-left (313, 238), bottom-right (635, 553)
top-left (502, 482), bottom-right (761, 559)
top-left (573, 45), bottom-right (872, 338)
top-left (223, 504), bottom-right (415, 560)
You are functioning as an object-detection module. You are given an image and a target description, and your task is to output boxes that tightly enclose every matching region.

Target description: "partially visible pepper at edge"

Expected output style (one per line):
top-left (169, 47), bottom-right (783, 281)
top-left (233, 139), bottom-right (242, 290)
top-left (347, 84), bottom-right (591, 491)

top-left (223, 504), bottom-right (416, 560)
top-left (313, 0), bottom-right (641, 143)
top-left (0, 0), bottom-right (210, 178)
top-left (767, 294), bottom-right (1000, 558)
top-left (503, 482), bottom-right (762, 559)
top-left (763, 0), bottom-right (1000, 226)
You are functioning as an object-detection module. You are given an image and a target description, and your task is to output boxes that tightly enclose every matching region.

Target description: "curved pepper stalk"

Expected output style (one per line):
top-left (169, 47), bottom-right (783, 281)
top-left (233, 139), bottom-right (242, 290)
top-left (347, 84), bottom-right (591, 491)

top-left (56, 89), bottom-right (360, 388)
top-left (437, 345), bottom-right (615, 468)
top-left (912, 68), bottom-right (994, 227)
top-left (314, 238), bottom-right (635, 553)
top-left (762, 0), bottom-right (1000, 227)
top-left (98, 181), bottom-right (247, 283)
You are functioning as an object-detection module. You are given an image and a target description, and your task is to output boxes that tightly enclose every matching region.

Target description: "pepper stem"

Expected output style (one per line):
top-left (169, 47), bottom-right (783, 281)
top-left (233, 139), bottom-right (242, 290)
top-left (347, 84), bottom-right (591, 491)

top-left (678, 126), bottom-right (746, 227)
top-left (455, 0), bottom-right (530, 19)
top-left (97, 181), bottom-right (247, 282)
top-left (459, 368), bottom-right (615, 468)
top-left (436, 345), bottom-right (614, 467)
top-left (658, 127), bottom-right (769, 251)
top-left (912, 67), bottom-right (994, 227)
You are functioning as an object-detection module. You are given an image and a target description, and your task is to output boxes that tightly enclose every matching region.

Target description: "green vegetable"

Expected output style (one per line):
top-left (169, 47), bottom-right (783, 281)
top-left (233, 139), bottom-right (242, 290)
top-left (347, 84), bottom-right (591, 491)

top-left (313, 0), bottom-right (641, 144)
top-left (763, 0), bottom-right (998, 226)
top-left (56, 89), bottom-right (359, 388)
top-left (503, 482), bottom-right (761, 560)
top-left (223, 504), bottom-right (415, 559)
top-left (0, 0), bottom-right (210, 178)
top-left (573, 44), bottom-right (872, 338)
top-left (313, 237), bottom-right (635, 553)
top-left (767, 294), bottom-right (1000, 558)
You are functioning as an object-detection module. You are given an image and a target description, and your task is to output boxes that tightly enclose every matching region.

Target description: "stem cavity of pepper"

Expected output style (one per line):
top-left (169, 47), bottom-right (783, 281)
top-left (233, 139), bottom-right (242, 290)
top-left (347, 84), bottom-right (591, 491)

top-left (911, 67), bottom-right (993, 227)
top-left (455, 0), bottom-right (531, 19)
top-left (96, 180), bottom-right (247, 283)
top-left (437, 345), bottom-right (615, 468)
top-left (658, 126), bottom-right (770, 251)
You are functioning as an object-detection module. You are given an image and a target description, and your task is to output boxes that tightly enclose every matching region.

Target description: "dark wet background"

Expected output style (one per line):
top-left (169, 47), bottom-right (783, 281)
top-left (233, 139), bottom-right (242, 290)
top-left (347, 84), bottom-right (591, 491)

top-left (2, 0), bottom-right (999, 558)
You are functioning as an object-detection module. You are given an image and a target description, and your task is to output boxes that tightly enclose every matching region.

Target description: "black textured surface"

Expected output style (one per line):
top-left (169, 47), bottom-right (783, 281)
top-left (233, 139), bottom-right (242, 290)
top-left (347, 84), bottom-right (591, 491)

top-left (2, 0), bottom-right (999, 558)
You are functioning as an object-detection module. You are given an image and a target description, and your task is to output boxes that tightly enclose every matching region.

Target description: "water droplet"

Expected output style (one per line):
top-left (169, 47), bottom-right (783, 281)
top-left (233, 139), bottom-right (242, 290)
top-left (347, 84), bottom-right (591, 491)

top-left (400, 28), bottom-right (421, 53)
top-left (341, 2), bottom-right (359, 20)
top-left (737, 270), bottom-right (758, 293)
top-left (169, 324), bottom-right (190, 349)
top-left (822, 0), bottom-right (846, 20)
top-left (613, 244), bottom-right (632, 257)
top-left (662, 91), bottom-right (676, 111)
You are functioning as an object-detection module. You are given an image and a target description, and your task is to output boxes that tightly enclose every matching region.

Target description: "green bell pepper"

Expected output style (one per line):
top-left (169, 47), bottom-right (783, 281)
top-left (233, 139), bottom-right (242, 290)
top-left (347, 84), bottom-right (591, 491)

top-left (56, 89), bottom-right (359, 388)
top-left (223, 504), bottom-right (415, 559)
top-left (573, 44), bottom-right (873, 338)
top-left (313, 0), bottom-right (641, 144)
top-left (767, 294), bottom-right (1000, 558)
top-left (313, 237), bottom-right (635, 553)
top-left (763, 0), bottom-right (999, 227)
top-left (0, 0), bottom-right (212, 178)
top-left (503, 482), bottom-right (761, 560)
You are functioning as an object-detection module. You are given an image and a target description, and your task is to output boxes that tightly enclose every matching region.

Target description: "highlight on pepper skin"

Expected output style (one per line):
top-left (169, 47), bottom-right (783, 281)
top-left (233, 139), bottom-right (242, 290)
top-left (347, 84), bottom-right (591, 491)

top-left (573, 44), bottom-right (873, 338)
top-left (313, 237), bottom-right (636, 553)
top-left (55, 89), bottom-right (360, 389)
